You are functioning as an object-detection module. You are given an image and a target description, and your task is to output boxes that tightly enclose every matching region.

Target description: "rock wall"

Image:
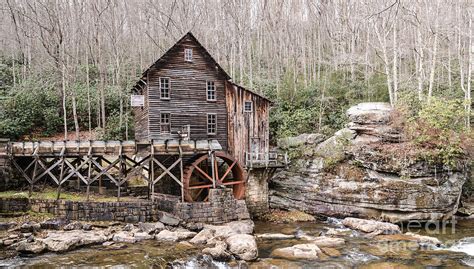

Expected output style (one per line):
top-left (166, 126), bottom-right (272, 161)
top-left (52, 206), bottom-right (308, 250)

top-left (176, 188), bottom-right (250, 224)
top-left (0, 189), bottom-right (250, 224)
top-left (270, 102), bottom-right (469, 223)
top-left (0, 197), bottom-right (166, 222)
top-left (0, 197), bottom-right (30, 213)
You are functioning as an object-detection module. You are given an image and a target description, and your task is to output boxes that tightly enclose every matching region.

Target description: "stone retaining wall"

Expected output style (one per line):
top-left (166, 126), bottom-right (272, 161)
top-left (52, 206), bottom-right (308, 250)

top-left (0, 197), bottom-right (30, 213)
top-left (0, 188), bottom-right (251, 224)
top-left (31, 199), bottom-right (164, 222)
top-left (175, 188), bottom-right (250, 224)
top-left (245, 169), bottom-right (270, 217)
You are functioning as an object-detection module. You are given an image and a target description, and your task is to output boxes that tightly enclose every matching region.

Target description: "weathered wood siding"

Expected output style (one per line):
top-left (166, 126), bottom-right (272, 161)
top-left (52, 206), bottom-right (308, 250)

top-left (133, 83), bottom-right (149, 141)
top-left (225, 81), bottom-right (270, 165)
top-left (146, 36), bottom-right (228, 150)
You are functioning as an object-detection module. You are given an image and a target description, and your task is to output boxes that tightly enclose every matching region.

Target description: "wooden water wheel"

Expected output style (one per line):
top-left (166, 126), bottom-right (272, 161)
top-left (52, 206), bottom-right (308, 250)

top-left (183, 152), bottom-right (246, 202)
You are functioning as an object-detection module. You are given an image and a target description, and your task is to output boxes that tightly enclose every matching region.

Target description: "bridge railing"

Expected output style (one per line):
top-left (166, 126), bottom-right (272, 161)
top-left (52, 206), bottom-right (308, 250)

top-left (0, 138), bottom-right (9, 156)
top-left (245, 151), bottom-right (288, 169)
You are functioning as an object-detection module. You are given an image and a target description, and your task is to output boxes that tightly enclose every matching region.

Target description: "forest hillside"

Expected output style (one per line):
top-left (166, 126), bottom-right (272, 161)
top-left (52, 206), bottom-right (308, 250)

top-left (0, 0), bottom-right (472, 145)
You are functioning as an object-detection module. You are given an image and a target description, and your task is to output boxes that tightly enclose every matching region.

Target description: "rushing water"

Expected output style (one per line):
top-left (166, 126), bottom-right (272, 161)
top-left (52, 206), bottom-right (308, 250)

top-left (1, 219), bottom-right (473, 268)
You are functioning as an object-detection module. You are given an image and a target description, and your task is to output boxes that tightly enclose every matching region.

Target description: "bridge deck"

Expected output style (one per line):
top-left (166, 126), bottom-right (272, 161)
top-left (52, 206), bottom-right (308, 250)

top-left (3, 139), bottom-right (222, 157)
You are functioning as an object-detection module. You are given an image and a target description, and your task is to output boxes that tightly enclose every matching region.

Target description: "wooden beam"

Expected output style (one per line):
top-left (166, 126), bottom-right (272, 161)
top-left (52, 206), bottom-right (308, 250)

top-left (36, 157), bottom-right (61, 184)
top-left (90, 158), bottom-right (120, 185)
top-left (11, 158), bottom-right (33, 184)
top-left (152, 157), bottom-right (182, 186)
top-left (219, 160), bottom-right (237, 183)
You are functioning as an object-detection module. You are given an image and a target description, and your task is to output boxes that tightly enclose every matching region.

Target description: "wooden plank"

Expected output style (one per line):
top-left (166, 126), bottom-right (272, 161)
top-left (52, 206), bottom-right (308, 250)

top-left (8, 139), bottom-right (222, 157)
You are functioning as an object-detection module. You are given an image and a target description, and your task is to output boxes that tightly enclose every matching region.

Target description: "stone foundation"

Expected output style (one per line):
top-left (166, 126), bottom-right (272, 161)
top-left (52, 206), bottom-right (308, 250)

top-left (175, 188), bottom-right (250, 224)
top-left (0, 188), bottom-right (251, 224)
top-left (0, 154), bottom-right (15, 191)
top-left (245, 169), bottom-right (270, 217)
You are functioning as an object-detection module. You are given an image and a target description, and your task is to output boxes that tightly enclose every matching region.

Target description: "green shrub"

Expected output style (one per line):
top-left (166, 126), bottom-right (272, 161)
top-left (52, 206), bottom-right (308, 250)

top-left (400, 97), bottom-right (470, 168)
top-left (265, 69), bottom-right (389, 143)
top-left (98, 111), bottom-right (134, 140)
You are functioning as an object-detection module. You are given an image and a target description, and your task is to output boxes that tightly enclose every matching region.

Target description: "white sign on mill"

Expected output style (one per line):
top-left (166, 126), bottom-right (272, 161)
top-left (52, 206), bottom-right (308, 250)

top-left (130, 95), bottom-right (145, 107)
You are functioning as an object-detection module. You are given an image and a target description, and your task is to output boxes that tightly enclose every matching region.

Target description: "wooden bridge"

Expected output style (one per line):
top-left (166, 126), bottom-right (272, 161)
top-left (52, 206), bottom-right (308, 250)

top-left (0, 138), bottom-right (287, 203)
top-left (0, 139), bottom-right (223, 202)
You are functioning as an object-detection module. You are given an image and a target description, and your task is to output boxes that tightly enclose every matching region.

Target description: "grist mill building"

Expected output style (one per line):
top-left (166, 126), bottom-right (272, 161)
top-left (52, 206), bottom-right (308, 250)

top-left (0, 32), bottom-right (285, 223)
top-left (131, 32), bottom-right (283, 208)
top-left (131, 32), bottom-right (271, 167)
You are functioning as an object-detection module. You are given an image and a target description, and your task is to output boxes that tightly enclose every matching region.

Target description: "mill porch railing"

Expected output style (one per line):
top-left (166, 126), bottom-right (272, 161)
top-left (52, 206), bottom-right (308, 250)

top-left (244, 151), bottom-right (288, 169)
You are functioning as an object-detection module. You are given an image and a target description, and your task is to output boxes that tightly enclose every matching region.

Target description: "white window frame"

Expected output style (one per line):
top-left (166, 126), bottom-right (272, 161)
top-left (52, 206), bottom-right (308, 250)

top-left (184, 48), bottom-right (193, 62)
top-left (160, 113), bottom-right (171, 134)
top-left (159, 77), bottom-right (170, 100)
top-left (206, 81), bottom-right (216, 101)
top-left (244, 101), bottom-right (253, 112)
top-left (207, 113), bottom-right (217, 135)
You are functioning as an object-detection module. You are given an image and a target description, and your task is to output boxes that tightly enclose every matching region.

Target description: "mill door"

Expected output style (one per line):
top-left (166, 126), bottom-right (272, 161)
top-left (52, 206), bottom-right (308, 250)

top-left (250, 137), bottom-right (260, 160)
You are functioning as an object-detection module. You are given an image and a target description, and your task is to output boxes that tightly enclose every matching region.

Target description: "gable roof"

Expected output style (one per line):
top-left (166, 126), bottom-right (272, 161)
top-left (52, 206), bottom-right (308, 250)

top-left (131, 32), bottom-right (271, 103)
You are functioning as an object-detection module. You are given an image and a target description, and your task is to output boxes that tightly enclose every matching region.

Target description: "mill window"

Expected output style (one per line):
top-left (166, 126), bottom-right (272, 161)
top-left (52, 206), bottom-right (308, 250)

top-left (159, 77), bottom-right (170, 99)
top-left (207, 114), bottom-right (217, 135)
top-left (184, 48), bottom-right (193, 62)
top-left (160, 113), bottom-right (171, 134)
top-left (207, 81), bottom-right (216, 101)
top-left (244, 101), bottom-right (253, 112)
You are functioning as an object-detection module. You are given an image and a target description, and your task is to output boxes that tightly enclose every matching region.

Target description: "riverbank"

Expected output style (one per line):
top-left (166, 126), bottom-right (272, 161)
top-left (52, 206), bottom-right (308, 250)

top-left (1, 216), bottom-right (473, 268)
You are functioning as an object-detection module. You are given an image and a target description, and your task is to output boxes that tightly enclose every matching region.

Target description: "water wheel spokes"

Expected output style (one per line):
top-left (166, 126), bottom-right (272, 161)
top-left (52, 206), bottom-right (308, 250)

top-left (183, 152), bottom-right (246, 202)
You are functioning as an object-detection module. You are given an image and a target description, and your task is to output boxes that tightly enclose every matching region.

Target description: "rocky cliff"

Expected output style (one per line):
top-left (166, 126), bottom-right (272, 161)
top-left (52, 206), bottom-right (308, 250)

top-left (269, 103), bottom-right (469, 222)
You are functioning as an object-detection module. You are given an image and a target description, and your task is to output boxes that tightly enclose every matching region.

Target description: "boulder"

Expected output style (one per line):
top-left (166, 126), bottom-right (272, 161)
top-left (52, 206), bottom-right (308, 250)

top-left (311, 236), bottom-right (345, 247)
top-left (312, 128), bottom-right (355, 161)
top-left (325, 228), bottom-right (353, 236)
top-left (20, 222), bottom-right (41, 233)
top-left (320, 247), bottom-right (341, 257)
top-left (77, 231), bottom-right (109, 245)
top-left (41, 230), bottom-right (108, 252)
top-left (113, 231), bottom-right (137, 243)
top-left (41, 234), bottom-right (81, 252)
top-left (3, 239), bottom-right (16, 246)
top-left (173, 228), bottom-right (197, 240)
top-left (138, 222), bottom-right (165, 234)
top-left (405, 233), bottom-right (441, 246)
top-left (122, 224), bottom-right (135, 231)
top-left (202, 241), bottom-right (231, 261)
top-left (102, 241), bottom-right (115, 247)
top-left (346, 102), bottom-right (393, 125)
top-left (255, 233), bottom-right (295, 240)
top-left (63, 221), bottom-right (83, 231)
top-left (348, 123), bottom-right (402, 143)
top-left (190, 228), bottom-right (215, 245)
top-left (374, 232), bottom-right (441, 246)
top-left (0, 222), bottom-right (16, 231)
top-left (155, 230), bottom-right (178, 242)
top-left (133, 232), bottom-right (154, 241)
top-left (278, 133), bottom-right (326, 149)
top-left (342, 218), bottom-right (400, 234)
top-left (159, 212), bottom-right (180, 226)
top-left (205, 220), bottom-right (254, 238)
top-left (40, 219), bottom-right (68, 230)
top-left (16, 240), bottom-right (46, 254)
top-left (225, 234), bottom-right (258, 261)
top-left (271, 243), bottom-right (322, 260)
top-left (184, 222), bottom-right (205, 232)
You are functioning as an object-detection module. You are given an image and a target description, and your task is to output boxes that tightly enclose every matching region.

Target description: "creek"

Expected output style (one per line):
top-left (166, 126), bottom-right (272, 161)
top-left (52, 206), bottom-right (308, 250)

top-left (1, 219), bottom-right (473, 268)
